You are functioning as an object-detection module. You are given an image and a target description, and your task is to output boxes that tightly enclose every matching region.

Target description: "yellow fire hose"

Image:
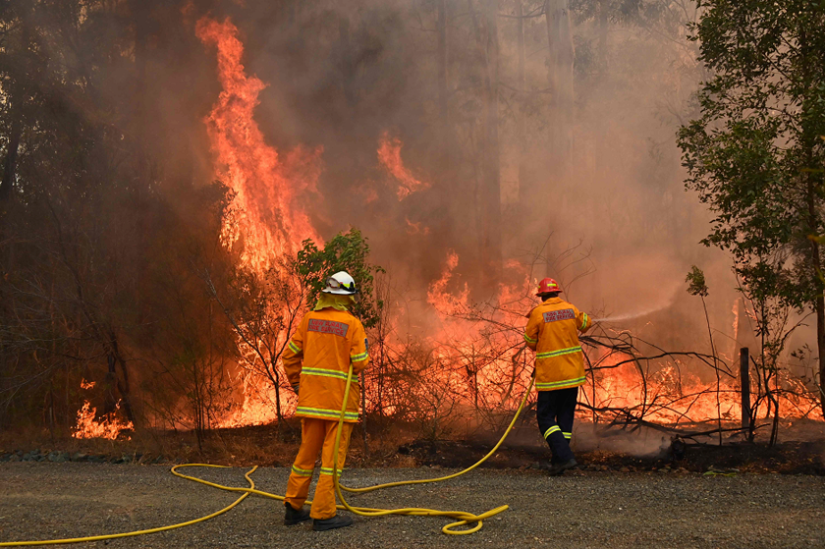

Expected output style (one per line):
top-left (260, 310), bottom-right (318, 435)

top-left (0, 368), bottom-right (535, 545)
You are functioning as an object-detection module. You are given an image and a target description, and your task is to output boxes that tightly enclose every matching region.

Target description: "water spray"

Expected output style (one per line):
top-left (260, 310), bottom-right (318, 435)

top-left (592, 298), bottom-right (676, 324)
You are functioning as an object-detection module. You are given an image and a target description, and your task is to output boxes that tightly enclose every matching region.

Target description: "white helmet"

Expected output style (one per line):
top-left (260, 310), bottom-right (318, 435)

top-left (322, 271), bottom-right (358, 295)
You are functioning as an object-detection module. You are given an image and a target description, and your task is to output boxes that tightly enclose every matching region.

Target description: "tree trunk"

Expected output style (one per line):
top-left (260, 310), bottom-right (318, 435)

top-left (544, 0), bottom-right (575, 163)
top-left (798, 26), bottom-right (825, 419)
top-left (481, 0), bottom-right (502, 279)
top-left (0, 12), bottom-right (29, 207)
top-left (0, 109), bottom-right (21, 315)
top-left (816, 295), bottom-right (825, 418)
top-left (129, 0), bottom-right (152, 185)
top-left (338, 15), bottom-right (356, 107)
top-left (437, 0), bottom-right (448, 123)
top-left (0, 115), bottom-right (22, 205)
top-left (597, 0), bottom-right (608, 61)
top-left (807, 180), bottom-right (825, 419)
top-left (516, 0), bottom-right (528, 205)
top-left (270, 361), bottom-right (285, 428)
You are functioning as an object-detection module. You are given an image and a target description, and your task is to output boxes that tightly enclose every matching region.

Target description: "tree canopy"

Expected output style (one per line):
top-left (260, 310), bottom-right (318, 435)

top-left (295, 229), bottom-right (384, 329)
top-left (678, 0), bottom-right (825, 414)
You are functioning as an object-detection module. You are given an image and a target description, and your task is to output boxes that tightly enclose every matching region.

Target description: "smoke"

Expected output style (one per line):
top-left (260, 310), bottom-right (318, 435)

top-left (124, 0), bottom-right (816, 422)
top-left (172, 0), bottom-right (804, 358)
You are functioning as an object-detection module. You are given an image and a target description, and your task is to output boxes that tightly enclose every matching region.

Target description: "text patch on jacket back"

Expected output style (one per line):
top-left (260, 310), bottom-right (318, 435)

top-left (308, 319), bottom-right (349, 337)
top-left (543, 309), bottom-right (575, 323)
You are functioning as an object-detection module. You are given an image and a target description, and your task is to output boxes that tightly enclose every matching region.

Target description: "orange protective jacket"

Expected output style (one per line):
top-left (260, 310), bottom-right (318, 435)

top-left (524, 297), bottom-right (592, 391)
top-left (282, 307), bottom-right (369, 423)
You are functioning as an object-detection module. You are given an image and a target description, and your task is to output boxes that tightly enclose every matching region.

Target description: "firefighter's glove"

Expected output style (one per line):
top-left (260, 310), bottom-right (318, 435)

top-left (291, 383), bottom-right (300, 395)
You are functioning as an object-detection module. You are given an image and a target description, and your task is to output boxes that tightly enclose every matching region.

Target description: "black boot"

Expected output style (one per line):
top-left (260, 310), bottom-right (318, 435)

top-left (312, 514), bottom-right (353, 531)
top-left (548, 458), bottom-right (578, 476)
top-left (284, 503), bottom-right (311, 526)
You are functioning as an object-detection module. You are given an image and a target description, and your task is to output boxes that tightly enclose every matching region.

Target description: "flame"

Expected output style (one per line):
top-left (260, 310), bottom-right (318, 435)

top-left (212, 369), bottom-right (298, 428)
top-left (191, 19), bottom-right (820, 431)
top-left (586, 349), bottom-right (823, 424)
top-left (196, 17), bottom-right (322, 271)
top-left (79, 379), bottom-right (96, 390)
top-left (377, 131), bottom-right (430, 200)
top-left (405, 218), bottom-right (430, 235)
top-left (196, 17), bottom-right (324, 427)
top-left (418, 251), bottom-right (823, 425)
top-left (427, 251), bottom-right (470, 316)
top-left (72, 400), bottom-right (134, 440)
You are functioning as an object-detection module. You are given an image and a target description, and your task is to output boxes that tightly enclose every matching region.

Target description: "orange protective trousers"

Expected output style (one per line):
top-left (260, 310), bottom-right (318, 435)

top-left (284, 418), bottom-right (354, 520)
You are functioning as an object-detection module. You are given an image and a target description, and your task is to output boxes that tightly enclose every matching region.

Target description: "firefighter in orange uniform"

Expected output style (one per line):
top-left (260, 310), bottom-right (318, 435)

top-left (524, 278), bottom-right (594, 475)
top-left (281, 271), bottom-right (369, 531)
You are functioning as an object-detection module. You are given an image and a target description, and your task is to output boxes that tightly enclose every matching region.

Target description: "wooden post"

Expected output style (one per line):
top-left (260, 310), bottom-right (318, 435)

top-left (740, 347), bottom-right (751, 429)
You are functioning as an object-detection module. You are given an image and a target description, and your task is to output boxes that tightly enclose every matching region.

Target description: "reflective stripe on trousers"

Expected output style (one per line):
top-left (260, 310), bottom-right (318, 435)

top-left (536, 387), bottom-right (578, 463)
top-left (296, 406), bottom-right (359, 422)
top-left (285, 418), bottom-right (353, 520)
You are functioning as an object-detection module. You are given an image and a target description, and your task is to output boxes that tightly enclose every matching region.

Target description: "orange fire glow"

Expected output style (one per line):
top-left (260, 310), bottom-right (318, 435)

top-left (405, 218), bottom-right (430, 235)
top-left (196, 17), bottom-right (322, 271)
top-left (427, 250), bottom-right (469, 316)
top-left (191, 19), bottom-right (821, 431)
top-left (197, 17), bottom-right (321, 427)
top-left (377, 131), bottom-right (431, 200)
top-left (421, 251), bottom-right (823, 425)
top-left (72, 400), bottom-right (134, 440)
top-left (212, 370), bottom-right (298, 429)
top-left (586, 349), bottom-right (823, 424)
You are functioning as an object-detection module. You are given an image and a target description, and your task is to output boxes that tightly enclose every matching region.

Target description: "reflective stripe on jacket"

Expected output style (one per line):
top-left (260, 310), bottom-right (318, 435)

top-left (282, 307), bottom-right (369, 423)
top-left (524, 297), bottom-right (592, 391)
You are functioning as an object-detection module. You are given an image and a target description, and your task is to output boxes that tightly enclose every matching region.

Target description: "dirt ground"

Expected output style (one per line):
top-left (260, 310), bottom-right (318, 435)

top-left (0, 463), bottom-right (823, 549)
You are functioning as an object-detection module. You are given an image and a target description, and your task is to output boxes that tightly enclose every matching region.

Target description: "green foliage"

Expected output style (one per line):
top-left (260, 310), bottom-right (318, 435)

top-left (678, 1), bottom-right (825, 419)
top-left (686, 265), bottom-right (709, 297)
top-left (678, 0), bottom-right (825, 309)
top-left (295, 229), bottom-right (384, 328)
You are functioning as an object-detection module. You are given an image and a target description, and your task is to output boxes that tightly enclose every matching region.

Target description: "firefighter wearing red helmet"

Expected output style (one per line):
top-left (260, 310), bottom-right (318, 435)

top-left (523, 277), bottom-right (594, 475)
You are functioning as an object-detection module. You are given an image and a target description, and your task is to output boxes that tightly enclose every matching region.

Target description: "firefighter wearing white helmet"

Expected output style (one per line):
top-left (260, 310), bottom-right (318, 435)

top-left (281, 270), bottom-right (369, 530)
top-left (322, 271), bottom-right (358, 295)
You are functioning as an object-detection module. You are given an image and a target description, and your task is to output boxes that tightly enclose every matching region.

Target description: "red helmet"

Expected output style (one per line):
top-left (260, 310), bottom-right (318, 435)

top-left (536, 277), bottom-right (561, 296)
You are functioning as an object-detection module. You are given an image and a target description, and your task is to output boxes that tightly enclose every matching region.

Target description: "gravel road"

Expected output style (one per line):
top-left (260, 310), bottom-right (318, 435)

top-left (0, 463), bottom-right (822, 549)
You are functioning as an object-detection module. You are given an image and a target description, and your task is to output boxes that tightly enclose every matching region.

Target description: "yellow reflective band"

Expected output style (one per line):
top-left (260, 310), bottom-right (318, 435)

top-left (320, 467), bottom-right (344, 476)
top-left (523, 334), bottom-right (537, 344)
top-left (536, 346), bottom-right (582, 360)
top-left (301, 367), bottom-right (357, 382)
top-left (291, 464), bottom-right (313, 477)
top-left (350, 351), bottom-right (369, 362)
top-left (581, 313), bottom-right (589, 330)
top-left (543, 426), bottom-right (561, 439)
top-left (296, 406), bottom-right (359, 421)
top-left (535, 376), bottom-right (587, 390)
top-left (288, 341), bottom-right (301, 354)
top-left (562, 432), bottom-right (572, 439)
